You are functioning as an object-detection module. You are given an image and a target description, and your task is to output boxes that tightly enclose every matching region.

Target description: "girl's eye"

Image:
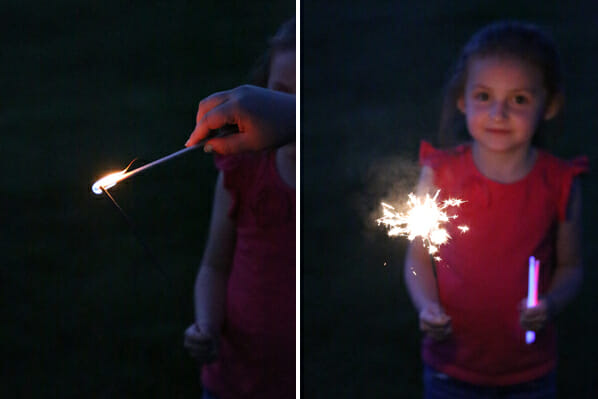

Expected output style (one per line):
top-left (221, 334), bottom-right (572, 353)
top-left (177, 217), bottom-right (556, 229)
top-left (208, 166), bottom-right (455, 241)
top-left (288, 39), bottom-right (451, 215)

top-left (474, 92), bottom-right (489, 101)
top-left (513, 95), bottom-right (530, 105)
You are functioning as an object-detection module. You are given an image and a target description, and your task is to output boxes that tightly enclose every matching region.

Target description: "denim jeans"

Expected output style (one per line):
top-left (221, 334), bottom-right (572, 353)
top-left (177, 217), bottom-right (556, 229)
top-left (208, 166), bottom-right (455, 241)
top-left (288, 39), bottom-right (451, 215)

top-left (202, 389), bottom-right (218, 399)
top-left (423, 365), bottom-right (556, 399)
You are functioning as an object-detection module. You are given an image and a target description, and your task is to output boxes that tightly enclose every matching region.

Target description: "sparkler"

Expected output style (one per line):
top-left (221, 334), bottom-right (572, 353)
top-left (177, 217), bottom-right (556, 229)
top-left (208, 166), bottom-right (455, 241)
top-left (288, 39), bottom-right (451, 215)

top-left (377, 190), bottom-right (468, 300)
top-left (377, 190), bottom-right (467, 259)
top-left (92, 125), bottom-right (237, 284)
top-left (91, 125), bottom-right (238, 195)
top-left (526, 256), bottom-right (540, 344)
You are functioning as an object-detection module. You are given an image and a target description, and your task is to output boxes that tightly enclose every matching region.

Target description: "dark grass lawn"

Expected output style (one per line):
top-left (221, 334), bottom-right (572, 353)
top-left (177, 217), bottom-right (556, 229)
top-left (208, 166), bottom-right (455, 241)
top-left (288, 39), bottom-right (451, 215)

top-left (2, 2), bottom-right (294, 397)
top-left (301, 1), bottom-right (598, 398)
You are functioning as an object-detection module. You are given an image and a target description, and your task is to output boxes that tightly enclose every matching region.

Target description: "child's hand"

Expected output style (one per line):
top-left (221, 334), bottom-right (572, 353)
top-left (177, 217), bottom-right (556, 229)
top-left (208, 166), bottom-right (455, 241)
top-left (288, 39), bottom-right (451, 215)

top-left (519, 298), bottom-right (550, 332)
top-left (419, 303), bottom-right (452, 341)
top-left (183, 323), bottom-right (218, 365)
top-left (186, 85), bottom-right (295, 154)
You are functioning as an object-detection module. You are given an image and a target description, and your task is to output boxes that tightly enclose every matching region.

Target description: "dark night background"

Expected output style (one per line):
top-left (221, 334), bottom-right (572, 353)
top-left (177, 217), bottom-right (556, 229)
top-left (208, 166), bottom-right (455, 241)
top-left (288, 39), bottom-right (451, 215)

top-left (301, 1), bottom-right (598, 398)
top-left (2, 1), bottom-right (293, 397)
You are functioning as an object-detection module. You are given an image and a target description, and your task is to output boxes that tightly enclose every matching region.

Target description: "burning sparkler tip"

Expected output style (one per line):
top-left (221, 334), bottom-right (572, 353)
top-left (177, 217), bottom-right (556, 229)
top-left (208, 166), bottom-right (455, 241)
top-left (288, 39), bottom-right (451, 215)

top-left (91, 169), bottom-right (129, 195)
top-left (377, 190), bottom-right (468, 256)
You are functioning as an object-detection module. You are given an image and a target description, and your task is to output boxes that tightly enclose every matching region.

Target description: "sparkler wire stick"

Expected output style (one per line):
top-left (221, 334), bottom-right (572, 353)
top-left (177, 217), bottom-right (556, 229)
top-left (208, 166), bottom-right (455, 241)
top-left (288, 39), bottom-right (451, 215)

top-left (100, 186), bottom-right (171, 286)
top-left (378, 191), bottom-right (467, 312)
top-left (526, 256), bottom-right (540, 344)
top-left (117, 125), bottom-right (238, 183)
top-left (118, 145), bottom-right (199, 180)
top-left (92, 124), bottom-right (238, 194)
top-left (430, 256), bottom-right (441, 304)
top-left (92, 146), bottom-right (201, 194)
top-left (376, 193), bottom-right (463, 347)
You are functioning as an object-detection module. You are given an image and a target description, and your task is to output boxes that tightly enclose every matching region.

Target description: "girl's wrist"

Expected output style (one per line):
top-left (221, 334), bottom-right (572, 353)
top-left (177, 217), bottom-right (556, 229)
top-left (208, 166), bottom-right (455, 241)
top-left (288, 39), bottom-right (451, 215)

top-left (195, 320), bottom-right (219, 336)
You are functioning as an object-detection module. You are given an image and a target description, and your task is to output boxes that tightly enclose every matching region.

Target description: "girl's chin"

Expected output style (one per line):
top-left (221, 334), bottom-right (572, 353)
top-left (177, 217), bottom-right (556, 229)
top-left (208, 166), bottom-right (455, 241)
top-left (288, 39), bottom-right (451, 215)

top-left (474, 139), bottom-right (526, 153)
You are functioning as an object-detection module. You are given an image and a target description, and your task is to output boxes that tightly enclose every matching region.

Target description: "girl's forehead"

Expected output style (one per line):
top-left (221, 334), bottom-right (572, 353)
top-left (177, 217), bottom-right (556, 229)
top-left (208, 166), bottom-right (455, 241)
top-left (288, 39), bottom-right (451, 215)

top-left (268, 49), bottom-right (296, 92)
top-left (466, 55), bottom-right (544, 88)
top-left (270, 50), bottom-right (296, 77)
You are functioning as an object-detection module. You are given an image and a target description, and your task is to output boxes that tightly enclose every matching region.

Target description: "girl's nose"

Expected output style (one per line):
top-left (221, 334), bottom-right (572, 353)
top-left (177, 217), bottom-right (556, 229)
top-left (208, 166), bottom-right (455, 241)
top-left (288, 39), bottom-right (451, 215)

top-left (490, 100), bottom-right (508, 120)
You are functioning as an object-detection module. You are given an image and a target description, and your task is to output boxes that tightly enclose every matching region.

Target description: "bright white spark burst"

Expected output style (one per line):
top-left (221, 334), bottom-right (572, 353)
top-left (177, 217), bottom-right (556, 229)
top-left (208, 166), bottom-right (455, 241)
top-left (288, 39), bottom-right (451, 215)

top-left (377, 190), bottom-right (468, 258)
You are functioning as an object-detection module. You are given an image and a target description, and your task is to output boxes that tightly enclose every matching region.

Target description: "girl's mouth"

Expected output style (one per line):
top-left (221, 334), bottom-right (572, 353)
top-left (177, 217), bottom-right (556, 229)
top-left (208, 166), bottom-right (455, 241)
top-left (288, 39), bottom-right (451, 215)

top-left (485, 128), bottom-right (511, 135)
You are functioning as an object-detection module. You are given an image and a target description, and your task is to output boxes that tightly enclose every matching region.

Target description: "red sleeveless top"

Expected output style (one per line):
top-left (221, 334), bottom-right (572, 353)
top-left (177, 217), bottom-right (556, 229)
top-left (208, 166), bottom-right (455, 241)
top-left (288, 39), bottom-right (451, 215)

top-left (202, 151), bottom-right (295, 398)
top-left (419, 141), bottom-right (588, 386)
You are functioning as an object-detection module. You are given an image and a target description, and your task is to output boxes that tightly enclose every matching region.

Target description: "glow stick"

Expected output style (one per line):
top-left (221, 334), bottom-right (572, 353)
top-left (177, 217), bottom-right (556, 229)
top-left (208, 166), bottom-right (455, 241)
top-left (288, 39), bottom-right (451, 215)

top-left (525, 256), bottom-right (540, 344)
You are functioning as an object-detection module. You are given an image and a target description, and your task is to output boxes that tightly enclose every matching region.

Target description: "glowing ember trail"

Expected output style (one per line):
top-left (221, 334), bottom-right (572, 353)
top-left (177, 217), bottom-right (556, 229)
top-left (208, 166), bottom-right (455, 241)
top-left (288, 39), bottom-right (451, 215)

top-left (377, 190), bottom-right (468, 258)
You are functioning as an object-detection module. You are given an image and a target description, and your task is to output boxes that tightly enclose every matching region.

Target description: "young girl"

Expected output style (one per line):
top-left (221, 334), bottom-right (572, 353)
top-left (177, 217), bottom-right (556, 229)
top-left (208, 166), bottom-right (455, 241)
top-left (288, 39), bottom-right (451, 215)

top-left (183, 18), bottom-right (295, 399)
top-left (405, 21), bottom-right (588, 398)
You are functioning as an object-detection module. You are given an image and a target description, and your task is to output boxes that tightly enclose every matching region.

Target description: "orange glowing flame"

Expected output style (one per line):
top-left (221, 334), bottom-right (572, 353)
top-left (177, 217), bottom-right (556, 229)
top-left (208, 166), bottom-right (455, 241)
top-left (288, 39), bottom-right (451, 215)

top-left (91, 160), bottom-right (136, 195)
top-left (92, 170), bottom-right (127, 194)
top-left (377, 190), bottom-right (467, 257)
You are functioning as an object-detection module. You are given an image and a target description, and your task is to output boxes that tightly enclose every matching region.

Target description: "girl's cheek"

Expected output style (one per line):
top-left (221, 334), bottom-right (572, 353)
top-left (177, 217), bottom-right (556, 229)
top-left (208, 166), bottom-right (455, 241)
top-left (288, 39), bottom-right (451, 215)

top-left (510, 107), bottom-right (540, 120)
top-left (470, 103), bottom-right (491, 114)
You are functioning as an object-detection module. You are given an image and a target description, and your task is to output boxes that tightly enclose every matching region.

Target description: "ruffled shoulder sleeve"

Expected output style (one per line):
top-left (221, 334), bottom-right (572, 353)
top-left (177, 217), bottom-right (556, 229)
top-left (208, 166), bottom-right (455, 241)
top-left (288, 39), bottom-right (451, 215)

top-left (419, 140), bottom-right (468, 169)
top-left (557, 155), bottom-right (589, 221)
top-left (419, 140), bottom-right (441, 168)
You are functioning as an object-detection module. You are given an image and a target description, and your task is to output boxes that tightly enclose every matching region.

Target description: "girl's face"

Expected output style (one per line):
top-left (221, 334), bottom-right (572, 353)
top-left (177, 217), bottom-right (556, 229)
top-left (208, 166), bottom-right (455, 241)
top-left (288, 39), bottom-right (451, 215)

top-left (457, 56), bottom-right (559, 154)
top-left (267, 49), bottom-right (296, 94)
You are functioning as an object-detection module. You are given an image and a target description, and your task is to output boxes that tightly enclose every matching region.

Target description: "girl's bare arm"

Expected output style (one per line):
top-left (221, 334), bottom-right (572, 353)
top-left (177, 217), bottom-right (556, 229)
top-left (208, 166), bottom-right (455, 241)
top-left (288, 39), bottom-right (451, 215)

top-left (404, 166), bottom-right (452, 339)
top-left (194, 171), bottom-right (237, 336)
top-left (547, 177), bottom-right (584, 316)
